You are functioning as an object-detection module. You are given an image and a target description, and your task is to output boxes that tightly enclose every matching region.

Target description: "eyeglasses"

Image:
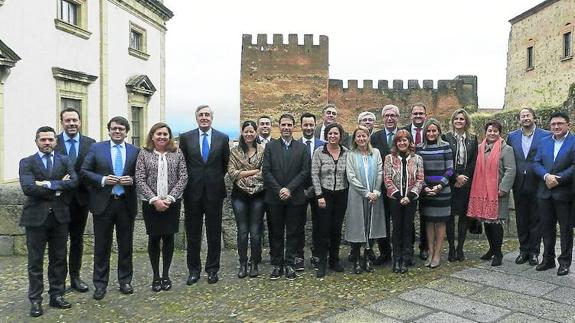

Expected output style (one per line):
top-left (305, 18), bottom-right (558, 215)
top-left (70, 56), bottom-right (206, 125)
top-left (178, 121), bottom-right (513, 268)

top-left (325, 111), bottom-right (337, 116)
top-left (110, 126), bottom-right (126, 132)
top-left (550, 122), bottom-right (567, 127)
top-left (383, 114), bottom-right (398, 119)
top-left (361, 118), bottom-right (375, 122)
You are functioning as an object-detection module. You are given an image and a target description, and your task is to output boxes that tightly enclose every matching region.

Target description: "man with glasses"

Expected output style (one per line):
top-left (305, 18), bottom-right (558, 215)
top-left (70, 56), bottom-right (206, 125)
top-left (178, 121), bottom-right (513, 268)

top-left (358, 111), bottom-right (376, 134)
top-left (402, 103), bottom-right (429, 261)
top-left (369, 104), bottom-right (400, 265)
top-left (533, 112), bottom-right (575, 276)
top-left (81, 116), bottom-right (139, 300)
top-left (314, 104), bottom-right (351, 148)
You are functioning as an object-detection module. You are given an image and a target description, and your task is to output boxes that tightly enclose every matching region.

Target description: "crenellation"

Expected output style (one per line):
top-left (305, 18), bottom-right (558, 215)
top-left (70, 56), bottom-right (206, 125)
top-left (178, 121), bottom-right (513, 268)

top-left (319, 35), bottom-right (328, 48)
top-left (393, 80), bottom-right (404, 90)
top-left (288, 34), bottom-right (298, 47)
top-left (378, 80), bottom-right (389, 90)
top-left (304, 34), bottom-right (314, 48)
top-left (423, 80), bottom-right (434, 89)
top-left (408, 80), bottom-right (420, 89)
top-left (437, 80), bottom-right (450, 90)
top-left (347, 80), bottom-right (358, 89)
top-left (257, 34), bottom-right (267, 46)
top-left (329, 79), bottom-right (344, 89)
top-left (362, 80), bottom-right (373, 90)
top-left (273, 34), bottom-right (283, 45)
top-left (242, 34), bottom-right (252, 47)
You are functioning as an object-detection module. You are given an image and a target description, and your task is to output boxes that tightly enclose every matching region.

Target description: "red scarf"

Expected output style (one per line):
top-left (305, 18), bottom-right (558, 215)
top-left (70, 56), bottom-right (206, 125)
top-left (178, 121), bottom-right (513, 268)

top-left (467, 138), bottom-right (502, 221)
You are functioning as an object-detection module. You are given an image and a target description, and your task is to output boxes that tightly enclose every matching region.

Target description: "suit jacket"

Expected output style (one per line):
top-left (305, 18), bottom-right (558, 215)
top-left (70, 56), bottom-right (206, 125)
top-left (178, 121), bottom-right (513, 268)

top-left (298, 137), bottom-right (325, 192)
top-left (179, 128), bottom-right (230, 202)
top-left (442, 132), bottom-right (479, 186)
top-left (55, 133), bottom-right (96, 206)
top-left (506, 127), bottom-right (551, 193)
top-left (19, 152), bottom-right (78, 227)
top-left (314, 124), bottom-right (351, 148)
top-left (533, 133), bottom-right (575, 201)
top-left (80, 140), bottom-right (139, 217)
top-left (371, 129), bottom-right (394, 160)
top-left (262, 138), bottom-right (310, 205)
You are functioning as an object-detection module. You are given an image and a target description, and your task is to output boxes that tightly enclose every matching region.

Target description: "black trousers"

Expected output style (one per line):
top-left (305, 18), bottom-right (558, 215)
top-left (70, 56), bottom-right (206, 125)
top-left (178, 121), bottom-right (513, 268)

top-left (539, 199), bottom-right (573, 267)
top-left (514, 190), bottom-right (541, 256)
top-left (26, 212), bottom-right (68, 302)
top-left (315, 189), bottom-right (347, 263)
top-left (376, 195), bottom-right (392, 258)
top-left (68, 198), bottom-right (89, 277)
top-left (184, 196), bottom-right (223, 274)
top-left (93, 198), bottom-right (134, 290)
top-left (390, 199), bottom-right (416, 262)
top-left (302, 196), bottom-right (319, 259)
top-left (267, 203), bottom-right (305, 266)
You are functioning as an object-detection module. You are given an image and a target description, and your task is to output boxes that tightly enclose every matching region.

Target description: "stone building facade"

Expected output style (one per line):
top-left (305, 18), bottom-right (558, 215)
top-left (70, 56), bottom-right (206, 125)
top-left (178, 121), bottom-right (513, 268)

top-left (240, 34), bottom-right (478, 132)
top-left (504, 0), bottom-right (575, 109)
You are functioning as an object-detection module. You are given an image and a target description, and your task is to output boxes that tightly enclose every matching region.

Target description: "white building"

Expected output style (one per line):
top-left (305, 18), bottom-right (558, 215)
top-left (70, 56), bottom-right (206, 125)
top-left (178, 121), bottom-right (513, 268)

top-left (0, 0), bottom-right (173, 183)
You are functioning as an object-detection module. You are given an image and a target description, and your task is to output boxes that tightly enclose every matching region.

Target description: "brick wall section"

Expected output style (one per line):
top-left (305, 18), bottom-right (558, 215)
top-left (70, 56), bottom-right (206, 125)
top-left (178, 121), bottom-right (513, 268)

top-left (505, 0), bottom-right (575, 109)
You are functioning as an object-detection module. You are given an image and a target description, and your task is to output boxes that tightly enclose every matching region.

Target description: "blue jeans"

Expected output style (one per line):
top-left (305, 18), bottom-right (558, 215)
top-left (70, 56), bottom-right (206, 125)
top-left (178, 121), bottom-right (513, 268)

top-left (231, 196), bottom-right (264, 264)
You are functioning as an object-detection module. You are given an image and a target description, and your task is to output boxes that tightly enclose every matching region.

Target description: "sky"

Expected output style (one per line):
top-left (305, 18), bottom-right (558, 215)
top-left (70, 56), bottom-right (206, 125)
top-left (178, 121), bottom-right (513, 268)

top-left (163, 0), bottom-right (544, 138)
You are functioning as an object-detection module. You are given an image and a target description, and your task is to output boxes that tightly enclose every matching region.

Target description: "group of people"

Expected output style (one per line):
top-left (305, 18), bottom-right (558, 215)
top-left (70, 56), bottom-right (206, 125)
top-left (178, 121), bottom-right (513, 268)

top-left (19, 102), bottom-right (575, 318)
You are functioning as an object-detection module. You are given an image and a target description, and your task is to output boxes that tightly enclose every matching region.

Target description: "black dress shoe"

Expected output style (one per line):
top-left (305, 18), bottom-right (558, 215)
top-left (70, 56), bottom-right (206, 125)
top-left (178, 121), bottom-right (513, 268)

top-left (536, 261), bottom-right (556, 271)
top-left (119, 283), bottom-right (134, 294)
top-left (515, 253), bottom-right (529, 264)
top-left (30, 301), bottom-right (43, 317)
top-left (70, 276), bottom-right (89, 293)
top-left (491, 255), bottom-right (503, 267)
top-left (528, 254), bottom-right (539, 266)
top-left (249, 263), bottom-right (259, 278)
top-left (557, 265), bottom-right (570, 276)
top-left (49, 296), bottom-right (71, 309)
top-left (152, 279), bottom-right (162, 292)
top-left (270, 266), bottom-right (283, 280)
top-left (316, 263), bottom-right (326, 278)
top-left (207, 272), bottom-right (219, 284)
top-left (238, 263), bottom-right (248, 279)
top-left (285, 265), bottom-right (297, 280)
top-left (419, 249), bottom-right (429, 260)
top-left (294, 257), bottom-right (305, 271)
top-left (448, 246), bottom-right (456, 262)
top-left (455, 248), bottom-right (465, 262)
top-left (392, 259), bottom-right (401, 273)
top-left (480, 250), bottom-right (494, 260)
top-left (161, 277), bottom-right (172, 291)
top-left (93, 288), bottom-right (106, 300)
top-left (399, 262), bottom-right (408, 274)
top-left (187, 273), bottom-right (200, 285)
top-left (329, 261), bottom-right (344, 273)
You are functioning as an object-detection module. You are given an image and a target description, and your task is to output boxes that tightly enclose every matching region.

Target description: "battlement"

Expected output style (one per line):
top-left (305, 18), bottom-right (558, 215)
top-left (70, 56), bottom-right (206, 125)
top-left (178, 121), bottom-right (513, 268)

top-left (329, 75), bottom-right (477, 92)
top-left (242, 33), bottom-right (328, 49)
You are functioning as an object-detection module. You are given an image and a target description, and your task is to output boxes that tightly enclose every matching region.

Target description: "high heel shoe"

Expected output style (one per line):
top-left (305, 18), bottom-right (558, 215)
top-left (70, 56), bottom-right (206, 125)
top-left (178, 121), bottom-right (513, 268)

top-left (151, 279), bottom-right (162, 292)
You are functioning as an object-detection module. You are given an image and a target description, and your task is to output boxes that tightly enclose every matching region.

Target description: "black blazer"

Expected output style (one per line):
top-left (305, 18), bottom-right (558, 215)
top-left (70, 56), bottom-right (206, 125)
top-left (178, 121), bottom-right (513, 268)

top-left (19, 152), bottom-right (78, 227)
top-left (55, 133), bottom-right (96, 206)
top-left (314, 124), bottom-right (351, 148)
top-left (179, 128), bottom-right (230, 202)
top-left (371, 129), bottom-right (393, 159)
top-left (506, 127), bottom-right (551, 193)
top-left (533, 133), bottom-right (575, 201)
top-left (80, 141), bottom-right (139, 217)
top-left (262, 138), bottom-right (310, 205)
top-left (442, 132), bottom-right (478, 186)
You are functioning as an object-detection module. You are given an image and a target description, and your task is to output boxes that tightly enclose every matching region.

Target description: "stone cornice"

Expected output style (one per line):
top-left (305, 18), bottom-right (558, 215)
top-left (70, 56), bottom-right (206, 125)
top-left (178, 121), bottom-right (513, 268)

top-left (136, 0), bottom-right (173, 21)
top-left (126, 74), bottom-right (156, 96)
top-left (509, 0), bottom-right (560, 24)
top-left (52, 67), bottom-right (98, 84)
top-left (0, 39), bottom-right (21, 68)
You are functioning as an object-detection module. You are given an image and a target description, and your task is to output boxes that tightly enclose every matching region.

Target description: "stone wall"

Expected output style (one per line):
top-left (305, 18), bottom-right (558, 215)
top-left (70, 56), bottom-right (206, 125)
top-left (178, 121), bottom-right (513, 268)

top-left (504, 0), bottom-right (575, 109)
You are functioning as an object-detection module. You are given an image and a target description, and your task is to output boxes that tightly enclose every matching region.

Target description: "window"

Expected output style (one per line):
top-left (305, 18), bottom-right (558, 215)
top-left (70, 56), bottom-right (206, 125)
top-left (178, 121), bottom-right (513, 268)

top-left (55, 0), bottom-right (91, 39)
top-left (131, 106), bottom-right (143, 147)
top-left (59, 0), bottom-right (78, 25)
top-left (563, 32), bottom-right (572, 59)
top-left (128, 22), bottom-right (149, 60)
top-left (526, 46), bottom-right (534, 70)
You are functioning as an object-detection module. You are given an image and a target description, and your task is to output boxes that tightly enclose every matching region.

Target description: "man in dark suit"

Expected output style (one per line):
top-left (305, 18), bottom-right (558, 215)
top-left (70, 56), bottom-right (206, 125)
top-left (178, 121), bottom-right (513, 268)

top-left (298, 112), bottom-right (325, 270)
top-left (506, 108), bottom-right (550, 266)
top-left (179, 105), bottom-right (230, 285)
top-left (54, 108), bottom-right (95, 292)
top-left (81, 116), bottom-right (139, 300)
top-left (358, 111), bottom-right (376, 135)
top-left (19, 126), bottom-right (78, 317)
top-left (314, 104), bottom-right (351, 148)
top-left (257, 115), bottom-right (273, 146)
top-left (533, 112), bottom-right (575, 276)
top-left (401, 103), bottom-right (429, 262)
top-left (263, 113), bottom-right (310, 280)
top-left (370, 104), bottom-right (400, 264)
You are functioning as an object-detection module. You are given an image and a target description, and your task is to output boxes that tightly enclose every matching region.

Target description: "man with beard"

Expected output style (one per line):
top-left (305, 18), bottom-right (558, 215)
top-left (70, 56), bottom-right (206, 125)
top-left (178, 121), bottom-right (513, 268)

top-left (314, 104), bottom-right (351, 148)
top-left (298, 112), bottom-right (324, 270)
top-left (506, 108), bottom-right (550, 266)
top-left (55, 108), bottom-right (95, 293)
top-left (263, 114), bottom-right (310, 280)
top-left (20, 126), bottom-right (78, 317)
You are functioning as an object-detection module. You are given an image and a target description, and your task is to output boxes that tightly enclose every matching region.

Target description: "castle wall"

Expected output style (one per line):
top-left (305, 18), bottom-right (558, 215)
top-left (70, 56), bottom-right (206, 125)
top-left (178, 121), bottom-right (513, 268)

top-left (505, 0), bottom-right (575, 109)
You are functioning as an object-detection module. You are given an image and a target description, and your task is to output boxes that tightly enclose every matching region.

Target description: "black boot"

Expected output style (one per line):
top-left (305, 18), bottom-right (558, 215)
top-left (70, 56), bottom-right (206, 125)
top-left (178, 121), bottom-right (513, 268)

top-left (237, 262), bottom-right (247, 279)
top-left (317, 257), bottom-right (327, 278)
top-left (490, 223), bottom-right (504, 267)
top-left (248, 262), bottom-right (259, 278)
top-left (448, 245), bottom-right (456, 262)
top-left (481, 223), bottom-right (494, 260)
top-left (392, 258), bottom-right (401, 273)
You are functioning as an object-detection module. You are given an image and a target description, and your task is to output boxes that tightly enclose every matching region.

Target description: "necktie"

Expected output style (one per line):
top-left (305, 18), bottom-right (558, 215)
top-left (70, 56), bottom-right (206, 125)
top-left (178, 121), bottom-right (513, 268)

top-left (387, 132), bottom-right (394, 146)
top-left (67, 138), bottom-right (77, 164)
top-left (201, 133), bottom-right (209, 162)
top-left (43, 153), bottom-right (53, 175)
top-left (113, 144), bottom-right (124, 195)
top-left (306, 140), bottom-right (312, 158)
top-left (415, 128), bottom-right (422, 145)
top-left (457, 135), bottom-right (466, 166)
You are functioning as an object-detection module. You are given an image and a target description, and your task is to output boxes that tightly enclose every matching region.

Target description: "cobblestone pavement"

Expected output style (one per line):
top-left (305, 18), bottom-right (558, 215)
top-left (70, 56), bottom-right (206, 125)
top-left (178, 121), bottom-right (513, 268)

top-left (1, 239), bottom-right (568, 322)
top-left (325, 248), bottom-right (575, 323)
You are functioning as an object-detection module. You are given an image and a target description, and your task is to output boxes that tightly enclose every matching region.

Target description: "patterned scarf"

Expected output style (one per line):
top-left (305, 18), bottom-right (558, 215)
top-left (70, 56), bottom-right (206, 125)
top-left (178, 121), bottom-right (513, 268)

top-left (467, 138), bottom-right (502, 221)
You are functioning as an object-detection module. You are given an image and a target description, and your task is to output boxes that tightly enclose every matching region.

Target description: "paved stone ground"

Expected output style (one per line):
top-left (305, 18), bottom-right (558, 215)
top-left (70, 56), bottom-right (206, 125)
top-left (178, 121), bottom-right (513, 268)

top-left (326, 248), bottom-right (575, 323)
top-left (0, 239), bottom-right (571, 322)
